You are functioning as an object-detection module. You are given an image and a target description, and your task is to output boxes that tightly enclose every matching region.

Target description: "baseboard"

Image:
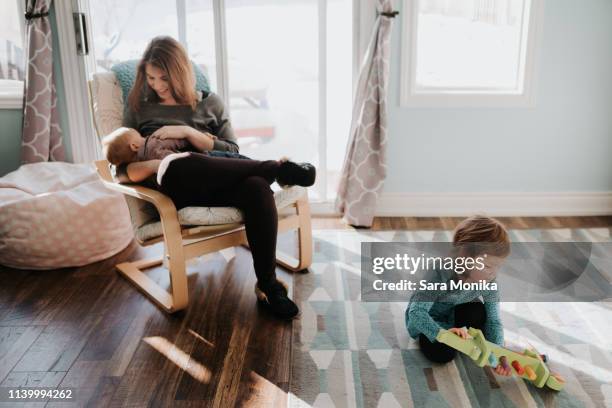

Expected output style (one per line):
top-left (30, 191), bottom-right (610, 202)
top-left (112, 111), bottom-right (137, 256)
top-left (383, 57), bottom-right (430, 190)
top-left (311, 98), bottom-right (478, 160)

top-left (375, 192), bottom-right (612, 217)
top-left (310, 192), bottom-right (612, 217)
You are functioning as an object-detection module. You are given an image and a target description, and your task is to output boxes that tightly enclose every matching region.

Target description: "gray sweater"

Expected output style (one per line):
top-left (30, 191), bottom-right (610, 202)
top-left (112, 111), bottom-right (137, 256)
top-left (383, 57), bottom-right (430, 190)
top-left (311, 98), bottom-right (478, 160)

top-left (123, 91), bottom-right (238, 153)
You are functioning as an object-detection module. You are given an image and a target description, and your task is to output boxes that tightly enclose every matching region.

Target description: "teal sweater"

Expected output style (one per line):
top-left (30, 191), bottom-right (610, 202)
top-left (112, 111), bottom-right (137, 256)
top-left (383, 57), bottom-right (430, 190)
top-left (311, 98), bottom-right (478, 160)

top-left (404, 269), bottom-right (504, 348)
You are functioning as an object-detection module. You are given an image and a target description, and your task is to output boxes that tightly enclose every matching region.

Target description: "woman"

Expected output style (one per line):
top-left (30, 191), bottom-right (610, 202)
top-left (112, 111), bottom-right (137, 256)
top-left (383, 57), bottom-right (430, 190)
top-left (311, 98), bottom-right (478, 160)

top-left (116, 36), bottom-right (314, 319)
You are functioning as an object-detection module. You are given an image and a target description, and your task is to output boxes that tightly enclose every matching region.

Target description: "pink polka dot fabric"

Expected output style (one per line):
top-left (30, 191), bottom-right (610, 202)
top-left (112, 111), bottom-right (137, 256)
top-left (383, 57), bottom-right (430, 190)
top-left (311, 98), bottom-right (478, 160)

top-left (0, 162), bottom-right (134, 270)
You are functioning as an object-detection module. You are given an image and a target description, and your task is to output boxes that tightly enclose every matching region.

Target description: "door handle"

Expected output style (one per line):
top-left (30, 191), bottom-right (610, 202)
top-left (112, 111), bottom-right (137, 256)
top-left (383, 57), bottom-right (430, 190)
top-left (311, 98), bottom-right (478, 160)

top-left (73, 12), bottom-right (89, 56)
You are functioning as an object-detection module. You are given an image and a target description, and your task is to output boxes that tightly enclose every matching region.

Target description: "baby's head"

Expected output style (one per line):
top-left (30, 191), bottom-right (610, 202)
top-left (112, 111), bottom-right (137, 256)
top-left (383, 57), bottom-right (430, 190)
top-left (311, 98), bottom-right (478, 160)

top-left (101, 127), bottom-right (144, 165)
top-left (453, 215), bottom-right (510, 281)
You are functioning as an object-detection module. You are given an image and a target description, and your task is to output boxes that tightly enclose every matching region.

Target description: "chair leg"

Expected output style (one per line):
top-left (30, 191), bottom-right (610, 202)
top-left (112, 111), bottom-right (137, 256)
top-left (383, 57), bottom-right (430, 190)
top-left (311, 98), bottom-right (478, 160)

top-left (276, 196), bottom-right (313, 272)
top-left (116, 215), bottom-right (189, 313)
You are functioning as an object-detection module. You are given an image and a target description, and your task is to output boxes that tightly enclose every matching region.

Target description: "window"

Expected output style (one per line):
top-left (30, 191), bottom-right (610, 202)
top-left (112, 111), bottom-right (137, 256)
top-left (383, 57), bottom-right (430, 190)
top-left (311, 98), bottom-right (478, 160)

top-left (400, 0), bottom-right (542, 107)
top-left (0, 0), bottom-right (25, 108)
top-left (87, 0), bottom-right (353, 201)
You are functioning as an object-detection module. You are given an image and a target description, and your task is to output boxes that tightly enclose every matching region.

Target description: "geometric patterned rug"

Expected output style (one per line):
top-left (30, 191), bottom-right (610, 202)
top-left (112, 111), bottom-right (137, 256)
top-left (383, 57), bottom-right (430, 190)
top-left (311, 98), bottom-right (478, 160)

top-left (289, 228), bottom-right (612, 407)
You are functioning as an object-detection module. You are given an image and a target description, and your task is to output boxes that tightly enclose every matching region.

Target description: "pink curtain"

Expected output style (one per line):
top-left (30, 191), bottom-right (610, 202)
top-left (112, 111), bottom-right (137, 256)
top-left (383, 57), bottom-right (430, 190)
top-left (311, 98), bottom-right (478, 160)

top-left (21, 0), bottom-right (65, 163)
top-left (335, 0), bottom-right (396, 227)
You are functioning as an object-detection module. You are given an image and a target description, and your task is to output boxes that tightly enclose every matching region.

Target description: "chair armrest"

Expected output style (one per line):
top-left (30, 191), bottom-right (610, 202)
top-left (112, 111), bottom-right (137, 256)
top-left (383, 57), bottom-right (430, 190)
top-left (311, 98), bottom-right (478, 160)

top-left (94, 159), bottom-right (178, 219)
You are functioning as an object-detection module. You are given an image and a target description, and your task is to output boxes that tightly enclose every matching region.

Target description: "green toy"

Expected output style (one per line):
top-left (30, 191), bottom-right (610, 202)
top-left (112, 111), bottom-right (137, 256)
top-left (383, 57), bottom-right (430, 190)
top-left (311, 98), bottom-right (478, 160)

top-left (436, 327), bottom-right (565, 391)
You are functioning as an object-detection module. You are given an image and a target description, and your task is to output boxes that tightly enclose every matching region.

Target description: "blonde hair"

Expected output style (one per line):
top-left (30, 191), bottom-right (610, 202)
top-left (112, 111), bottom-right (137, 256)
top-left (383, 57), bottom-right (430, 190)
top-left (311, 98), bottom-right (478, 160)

top-left (102, 127), bottom-right (139, 165)
top-left (453, 215), bottom-right (511, 258)
top-left (128, 36), bottom-right (197, 112)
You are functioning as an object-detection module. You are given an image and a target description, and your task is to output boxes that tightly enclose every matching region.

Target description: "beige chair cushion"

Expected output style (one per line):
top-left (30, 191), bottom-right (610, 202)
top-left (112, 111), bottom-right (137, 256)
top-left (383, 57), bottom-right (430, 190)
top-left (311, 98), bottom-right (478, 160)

top-left (135, 186), bottom-right (306, 243)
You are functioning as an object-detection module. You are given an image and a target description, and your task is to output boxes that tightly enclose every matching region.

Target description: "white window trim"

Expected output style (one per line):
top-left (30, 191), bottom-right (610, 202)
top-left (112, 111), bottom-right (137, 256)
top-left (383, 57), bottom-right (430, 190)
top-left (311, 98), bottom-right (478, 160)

top-left (400, 0), bottom-right (544, 108)
top-left (55, 0), bottom-right (100, 163)
top-left (0, 81), bottom-right (23, 109)
top-left (212, 0), bottom-right (229, 105)
top-left (0, 0), bottom-right (25, 110)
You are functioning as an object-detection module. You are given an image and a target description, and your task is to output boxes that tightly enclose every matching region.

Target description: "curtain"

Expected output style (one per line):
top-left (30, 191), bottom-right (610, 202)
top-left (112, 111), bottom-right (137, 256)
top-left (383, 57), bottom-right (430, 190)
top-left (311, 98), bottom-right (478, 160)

top-left (21, 0), bottom-right (65, 163)
top-left (335, 0), bottom-right (396, 227)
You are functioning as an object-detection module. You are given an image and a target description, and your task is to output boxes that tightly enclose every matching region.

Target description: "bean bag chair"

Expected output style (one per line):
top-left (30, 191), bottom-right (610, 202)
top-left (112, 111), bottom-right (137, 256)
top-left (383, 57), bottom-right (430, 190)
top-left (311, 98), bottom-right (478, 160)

top-left (0, 162), bottom-right (133, 269)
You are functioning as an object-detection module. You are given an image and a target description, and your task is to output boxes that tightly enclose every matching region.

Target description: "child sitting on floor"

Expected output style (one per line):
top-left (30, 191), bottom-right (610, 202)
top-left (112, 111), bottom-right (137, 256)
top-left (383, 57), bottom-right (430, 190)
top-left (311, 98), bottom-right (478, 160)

top-left (405, 215), bottom-right (512, 376)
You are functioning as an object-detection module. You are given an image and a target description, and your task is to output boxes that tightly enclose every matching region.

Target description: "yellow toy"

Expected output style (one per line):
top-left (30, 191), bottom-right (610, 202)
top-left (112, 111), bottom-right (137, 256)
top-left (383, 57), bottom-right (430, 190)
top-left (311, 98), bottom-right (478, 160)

top-left (436, 327), bottom-right (565, 391)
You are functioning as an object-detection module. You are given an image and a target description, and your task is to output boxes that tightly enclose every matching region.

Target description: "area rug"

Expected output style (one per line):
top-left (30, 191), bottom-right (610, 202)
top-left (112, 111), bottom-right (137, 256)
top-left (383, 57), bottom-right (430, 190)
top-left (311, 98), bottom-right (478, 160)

top-left (289, 228), bottom-right (612, 407)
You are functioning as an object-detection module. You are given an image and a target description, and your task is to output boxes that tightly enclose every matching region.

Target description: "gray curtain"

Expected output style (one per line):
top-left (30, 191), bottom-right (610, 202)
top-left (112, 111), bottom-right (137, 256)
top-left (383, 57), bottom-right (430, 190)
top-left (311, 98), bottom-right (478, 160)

top-left (21, 0), bottom-right (65, 163)
top-left (335, 0), bottom-right (395, 227)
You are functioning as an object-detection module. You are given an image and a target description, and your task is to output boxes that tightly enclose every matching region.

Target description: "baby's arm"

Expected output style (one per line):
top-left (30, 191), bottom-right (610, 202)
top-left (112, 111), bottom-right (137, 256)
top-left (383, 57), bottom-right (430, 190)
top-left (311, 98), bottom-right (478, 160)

top-left (125, 160), bottom-right (161, 183)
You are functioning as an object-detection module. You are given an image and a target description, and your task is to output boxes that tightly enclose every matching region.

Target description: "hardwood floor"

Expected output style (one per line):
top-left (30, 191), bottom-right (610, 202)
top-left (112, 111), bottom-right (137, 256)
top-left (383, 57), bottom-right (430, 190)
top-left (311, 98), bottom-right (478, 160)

top-left (312, 215), bottom-right (612, 230)
top-left (0, 216), bottom-right (610, 406)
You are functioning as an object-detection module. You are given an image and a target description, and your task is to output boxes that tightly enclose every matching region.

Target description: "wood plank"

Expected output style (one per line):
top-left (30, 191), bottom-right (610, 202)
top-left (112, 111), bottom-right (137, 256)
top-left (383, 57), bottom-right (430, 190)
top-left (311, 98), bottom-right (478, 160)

top-left (171, 251), bottom-right (255, 404)
top-left (144, 256), bottom-right (227, 406)
top-left (1, 370), bottom-right (65, 388)
top-left (212, 323), bottom-right (253, 408)
top-left (236, 314), bottom-right (292, 407)
top-left (13, 276), bottom-right (115, 373)
top-left (0, 326), bottom-right (43, 383)
top-left (0, 269), bottom-right (72, 326)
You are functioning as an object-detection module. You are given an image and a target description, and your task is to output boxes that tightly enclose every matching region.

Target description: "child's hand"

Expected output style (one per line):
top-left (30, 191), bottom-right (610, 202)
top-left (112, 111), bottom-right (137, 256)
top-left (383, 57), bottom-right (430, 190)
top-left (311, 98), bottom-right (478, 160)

top-left (152, 125), bottom-right (190, 140)
top-left (449, 327), bottom-right (469, 339)
top-left (494, 363), bottom-right (512, 376)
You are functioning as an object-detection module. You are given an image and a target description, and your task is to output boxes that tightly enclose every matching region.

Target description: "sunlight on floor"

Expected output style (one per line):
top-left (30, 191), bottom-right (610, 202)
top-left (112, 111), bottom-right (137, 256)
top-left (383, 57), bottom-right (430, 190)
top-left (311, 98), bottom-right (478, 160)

top-left (189, 329), bottom-right (215, 348)
top-left (288, 392), bottom-right (314, 408)
top-left (502, 303), bottom-right (612, 352)
top-left (243, 371), bottom-right (288, 407)
top-left (503, 328), bottom-right (612, 384)
top-left (143, 336), bottom-right (212, 383)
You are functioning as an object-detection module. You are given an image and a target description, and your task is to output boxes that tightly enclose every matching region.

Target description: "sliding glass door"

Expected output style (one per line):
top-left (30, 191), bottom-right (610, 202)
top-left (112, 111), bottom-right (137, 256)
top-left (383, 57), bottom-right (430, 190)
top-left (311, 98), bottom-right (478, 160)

top-left (85, 0), bottom-right (352, 202)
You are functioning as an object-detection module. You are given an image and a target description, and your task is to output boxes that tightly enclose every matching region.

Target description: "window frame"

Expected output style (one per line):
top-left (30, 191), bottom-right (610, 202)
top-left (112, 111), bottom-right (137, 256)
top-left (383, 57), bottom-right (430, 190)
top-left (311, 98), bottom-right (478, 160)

top-left (0, 0), bottom-right (26, 109)
top-left (55, 0), bottom-right (354, 205)
top-left (399, 0), bottom-right (544, 108)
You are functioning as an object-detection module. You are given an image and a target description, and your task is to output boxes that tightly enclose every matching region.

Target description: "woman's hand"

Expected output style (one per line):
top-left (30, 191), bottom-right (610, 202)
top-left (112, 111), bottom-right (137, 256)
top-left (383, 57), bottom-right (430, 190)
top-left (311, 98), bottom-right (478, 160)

top-left (449, 327), bottom-right (469, 339)
top-left (152, 125), bottom-right (217, 151)
top-left (185, 129), bottom-right (216, 152)
top-left (151, 125), bottom-right (191, 140)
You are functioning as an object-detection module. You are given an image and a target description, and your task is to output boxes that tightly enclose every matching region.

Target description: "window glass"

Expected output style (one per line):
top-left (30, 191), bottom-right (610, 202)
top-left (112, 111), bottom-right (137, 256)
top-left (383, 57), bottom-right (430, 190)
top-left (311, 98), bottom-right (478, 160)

top-left (415, 0), bottom-right (528, 90)
top-left (0, 0), bottom-right (25, 93)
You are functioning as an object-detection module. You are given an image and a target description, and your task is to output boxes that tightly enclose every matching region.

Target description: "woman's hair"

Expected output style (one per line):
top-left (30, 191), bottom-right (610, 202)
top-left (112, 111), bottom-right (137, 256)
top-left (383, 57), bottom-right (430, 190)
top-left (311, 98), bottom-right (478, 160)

top-left (453, 215), bottom-right (511, 258)
top-left (128, 36), bottom-right (197, 112)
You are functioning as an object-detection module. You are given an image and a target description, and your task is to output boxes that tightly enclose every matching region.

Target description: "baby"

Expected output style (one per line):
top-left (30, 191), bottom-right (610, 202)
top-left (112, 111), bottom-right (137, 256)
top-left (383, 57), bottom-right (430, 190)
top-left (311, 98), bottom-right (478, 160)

top-left (101, 127), bottom-right (249, 166)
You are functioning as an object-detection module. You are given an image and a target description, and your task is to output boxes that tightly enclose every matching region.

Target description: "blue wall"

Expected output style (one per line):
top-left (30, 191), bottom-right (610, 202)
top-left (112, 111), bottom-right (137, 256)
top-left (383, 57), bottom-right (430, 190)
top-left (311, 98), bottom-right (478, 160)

top-left (0, 109), bottom-right (23, 176)
top-left (0, 4), bottom-right (71, 177)
top-left (384, 0), bottom-right (612, 193)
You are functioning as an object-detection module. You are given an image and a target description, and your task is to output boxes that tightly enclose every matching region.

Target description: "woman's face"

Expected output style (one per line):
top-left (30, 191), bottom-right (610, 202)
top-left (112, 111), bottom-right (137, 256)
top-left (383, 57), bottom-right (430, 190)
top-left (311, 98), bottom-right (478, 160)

top-left (145, 63), bottom-right (173, 102)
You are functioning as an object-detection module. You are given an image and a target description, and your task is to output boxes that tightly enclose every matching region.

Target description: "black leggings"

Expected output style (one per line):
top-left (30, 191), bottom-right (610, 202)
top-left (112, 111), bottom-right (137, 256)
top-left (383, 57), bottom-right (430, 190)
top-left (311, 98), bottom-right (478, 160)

top-left (158, 152), bottom-right (282, 289)
top-left (419, 301), bottom-right (487, 363)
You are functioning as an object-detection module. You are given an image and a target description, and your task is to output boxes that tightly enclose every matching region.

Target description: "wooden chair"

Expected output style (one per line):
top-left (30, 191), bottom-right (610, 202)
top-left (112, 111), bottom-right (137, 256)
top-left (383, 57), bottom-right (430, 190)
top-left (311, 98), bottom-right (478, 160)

top-left (89, 72), bottom-right (312, 313)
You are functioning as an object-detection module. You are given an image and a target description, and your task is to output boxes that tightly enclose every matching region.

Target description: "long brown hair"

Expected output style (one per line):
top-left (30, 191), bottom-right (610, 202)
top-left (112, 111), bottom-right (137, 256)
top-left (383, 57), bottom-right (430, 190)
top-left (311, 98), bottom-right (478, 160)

top-left (128, 36), bottom-right (197, 111)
